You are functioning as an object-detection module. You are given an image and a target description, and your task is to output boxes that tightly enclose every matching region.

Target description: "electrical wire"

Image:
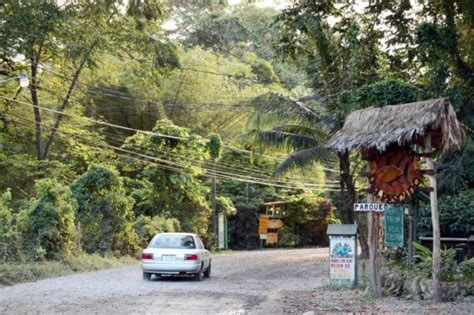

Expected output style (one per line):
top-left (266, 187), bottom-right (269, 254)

top-left (2, 95), bottom-right (342, 174)
top-left (5, 112), bottom-right (342, 192)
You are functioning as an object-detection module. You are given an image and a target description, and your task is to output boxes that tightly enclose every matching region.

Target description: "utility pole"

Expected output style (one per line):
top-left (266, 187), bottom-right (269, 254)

top-left (207, 133), bottom-right (223, 248)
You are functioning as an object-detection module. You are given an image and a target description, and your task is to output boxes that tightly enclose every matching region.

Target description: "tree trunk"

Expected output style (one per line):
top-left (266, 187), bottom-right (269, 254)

top-left (338, 151), bottom-right (369, 258)
top-left (424, 134), bottom-right (442, 302)
top-left (29, 61), bottom-right (43, 160)
top-left (41, 50), bottom-right (90, 160)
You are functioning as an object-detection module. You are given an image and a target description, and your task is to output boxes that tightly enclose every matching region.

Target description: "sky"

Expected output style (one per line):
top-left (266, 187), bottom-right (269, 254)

top-left (228, 0), bottom-right (292, 9)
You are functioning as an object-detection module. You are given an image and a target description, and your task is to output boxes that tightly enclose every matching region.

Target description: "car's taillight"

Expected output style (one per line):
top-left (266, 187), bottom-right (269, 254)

top-left (184, 254), bottom-right (198, 260)
top-left (142, 253), bottom-right (153, 260)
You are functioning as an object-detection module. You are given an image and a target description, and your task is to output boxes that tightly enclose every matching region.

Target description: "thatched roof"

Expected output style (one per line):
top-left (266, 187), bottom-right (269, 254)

top-left (328, 98), bottom-right (465, 153)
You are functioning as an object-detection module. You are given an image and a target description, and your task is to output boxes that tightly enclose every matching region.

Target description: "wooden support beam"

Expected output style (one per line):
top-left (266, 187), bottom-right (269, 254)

top-left (419, 169), bottom-right (436, 176)
top-left (367, 166), bottom-right (382, 298)
top-left (420, 187), bottom-right (434, 193)
top-left (413, 152), bottom-right (434, 158)
top-left (424, 134), bottom-right (442, 302)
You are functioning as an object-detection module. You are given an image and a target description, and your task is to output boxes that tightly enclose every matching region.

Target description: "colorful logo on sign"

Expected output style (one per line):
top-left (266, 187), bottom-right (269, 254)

top-left (331, 242), bottom-right (353, 258)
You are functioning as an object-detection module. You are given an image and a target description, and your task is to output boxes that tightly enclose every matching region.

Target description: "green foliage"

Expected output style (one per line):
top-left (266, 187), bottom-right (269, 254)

top-left (133, 215), bottom-right (180, 248)
top-left (216, 196), bottom-right (236, 216)
top-left (251, 59), bottom-right (277, 84)
top-left (418, 189), bottom-right (474, 238)
top-left (412, 242), bottom-right (462, 281)
top-left (18, 179), bottom-right (77, 260)
top-left (228, 202), bottom-right (259, 250)
top-left (71, 165), bottom-right (139, 256)
top-left (121, 120), bottom-right (211, 237)
top-left (0, 254), bottom-right (136, 286)
top-left (207, 133), bottom-right (223, 160)
top-left (278, 225), bottom-right (300, 247)
top-left (437, 139), bottom-right (474, 194)
top-left (352, 78), bottom-right (420, 109)
top-left (0, 189), bottom-right (15, 261)
top-left (284, 194), bottom-right (338, 247)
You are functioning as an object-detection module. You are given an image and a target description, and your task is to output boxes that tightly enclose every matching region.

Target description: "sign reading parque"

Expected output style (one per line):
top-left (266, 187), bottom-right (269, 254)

top-left (353, 203), bottom-right (389, 212)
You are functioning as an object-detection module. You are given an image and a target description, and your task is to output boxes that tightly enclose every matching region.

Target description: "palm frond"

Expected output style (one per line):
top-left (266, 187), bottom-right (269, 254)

top-left (272, 125), bottom-right (327, 141)
top-left (274, 147), bottom-right (330, 177)
top-left (245, 128), bottom-right (320, 151)
top-left (249, 92), bottom-right (319, 124)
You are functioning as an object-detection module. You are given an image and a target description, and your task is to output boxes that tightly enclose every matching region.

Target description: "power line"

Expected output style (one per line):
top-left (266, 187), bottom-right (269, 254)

top-left (2, 95), bottom-right (342, 174)
top-left (7, 107), bottom-right (339, 188)
top-left (6, 112), bottom-right (340, 192)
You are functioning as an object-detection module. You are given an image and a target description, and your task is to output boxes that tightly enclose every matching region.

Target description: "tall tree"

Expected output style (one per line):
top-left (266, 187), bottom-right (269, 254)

top-left (0, 1), bottom-right (176, 160)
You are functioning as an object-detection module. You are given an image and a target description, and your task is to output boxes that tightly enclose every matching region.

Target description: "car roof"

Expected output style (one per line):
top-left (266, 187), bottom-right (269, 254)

top-left (154, 232), bottom-right (197, 237)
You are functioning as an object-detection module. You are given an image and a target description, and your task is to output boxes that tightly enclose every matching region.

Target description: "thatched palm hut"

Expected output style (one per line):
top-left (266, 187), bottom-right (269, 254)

top-left (328, 98), bottom-right (465, 153)
top-left (327, 97), bottom-right (465, 302)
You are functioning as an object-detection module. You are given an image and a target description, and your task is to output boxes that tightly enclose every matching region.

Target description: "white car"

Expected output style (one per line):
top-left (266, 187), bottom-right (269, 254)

top-left (141, 233), bottom-right (211, 281)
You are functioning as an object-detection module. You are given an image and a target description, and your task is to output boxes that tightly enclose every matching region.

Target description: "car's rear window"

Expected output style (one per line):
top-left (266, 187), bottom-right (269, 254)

top-left (151, 235), bottom-right (196, 249)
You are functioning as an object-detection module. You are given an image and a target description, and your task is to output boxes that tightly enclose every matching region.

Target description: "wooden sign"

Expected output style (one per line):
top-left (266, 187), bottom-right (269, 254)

top-left (258, 215), bottom-right (269, 234)
top-left (384, 206), bottom-right (404, 248)
top-left (267, 232), bottom-right (278, 244)
top-left (268, 219), bottom-right (283, 229)
top-left (354, 203), bottom-right (388, 212)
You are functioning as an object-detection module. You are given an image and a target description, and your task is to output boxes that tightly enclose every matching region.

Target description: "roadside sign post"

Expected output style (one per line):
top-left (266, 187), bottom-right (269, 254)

top-left (259, 215), bottom-right (269, 248)
top-left (218, 212), bottom-right (227, 249)
top-left (354, 202), bottom-right (387, 296)
top-left (384, 205), bottom-right (404, 248)
top-left (327, 224), bottom-right (358, 287)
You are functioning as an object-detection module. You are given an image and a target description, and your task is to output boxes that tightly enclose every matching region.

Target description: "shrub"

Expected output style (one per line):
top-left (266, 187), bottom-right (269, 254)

top-left (0, 189), bottom-right (16, 261)
top-left (418, 189), bottom-right (474, 238)
top-left (71, 164), bottom-right (139, 256)
top-left (133, 215), bottom-right (180, 248)
top-left (18, 179), bottom-right (77, 260)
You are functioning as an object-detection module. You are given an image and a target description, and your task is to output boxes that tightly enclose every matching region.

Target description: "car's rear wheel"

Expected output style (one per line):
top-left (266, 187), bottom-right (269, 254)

top-left (204, 261), bottom-right (211, 278)
top-left (194, 266), bottom-right (203, 281)
top-left (143, 271), bottom-right (152, 281)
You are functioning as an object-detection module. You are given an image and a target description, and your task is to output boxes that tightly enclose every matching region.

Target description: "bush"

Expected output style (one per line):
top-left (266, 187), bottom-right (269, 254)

top-left (278, 225), bottom-right (300, 247)
top-left (418, 189), bottom-right (474, 238)
top-left (18, 179), bottom-right (77, 260)
top-left (228, 202), bottom-right (259, 250)
top-left (0, 189), bottom-right (16, 261)
top-left (284, 194), bottom-right (338, 247)
top-left (133, 215), bottom-right (180, 248)
top-left (71, 165), bottom-right (139, 256)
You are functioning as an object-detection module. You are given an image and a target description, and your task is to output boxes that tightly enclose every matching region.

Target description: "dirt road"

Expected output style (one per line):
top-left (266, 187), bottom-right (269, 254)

top-left (0, 248), bottom-right (329, 314)
top-left (0, 248), bottom-right (471, 314)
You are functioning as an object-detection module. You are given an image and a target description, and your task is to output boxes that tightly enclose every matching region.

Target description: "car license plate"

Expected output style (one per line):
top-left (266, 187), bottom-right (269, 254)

top-left (162, 255), bottom-right (176, 262)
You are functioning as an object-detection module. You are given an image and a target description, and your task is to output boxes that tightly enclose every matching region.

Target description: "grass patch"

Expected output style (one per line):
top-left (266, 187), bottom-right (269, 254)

top-left (0, 254), bottom-right (137, 286)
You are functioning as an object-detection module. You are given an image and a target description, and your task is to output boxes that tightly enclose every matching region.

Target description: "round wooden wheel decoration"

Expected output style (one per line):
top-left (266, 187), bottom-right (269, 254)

top-left (369, 150), bottom-right (421, 203)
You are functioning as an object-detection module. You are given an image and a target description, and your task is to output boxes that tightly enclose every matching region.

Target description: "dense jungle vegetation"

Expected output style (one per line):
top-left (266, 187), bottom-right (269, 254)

top-left (0, 0), bottom-right (472, 278)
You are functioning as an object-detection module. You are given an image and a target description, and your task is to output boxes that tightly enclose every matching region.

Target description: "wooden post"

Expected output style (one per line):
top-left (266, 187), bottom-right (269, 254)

top-left (424, 134), bottom-right (442, 302)
top-left (367, 176), bottom-right (382, 297)
top-left (407, 204), bottom-right (414, 265)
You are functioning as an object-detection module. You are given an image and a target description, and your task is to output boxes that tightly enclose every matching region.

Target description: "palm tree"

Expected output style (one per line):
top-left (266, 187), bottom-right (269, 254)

top-left (244, 92), bottom-right (369, 258)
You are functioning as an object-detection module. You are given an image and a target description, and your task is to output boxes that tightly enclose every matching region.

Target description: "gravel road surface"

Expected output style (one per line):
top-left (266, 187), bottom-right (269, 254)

top-left (1, 248), bottom-right (471, 314)
top-left (0, 248), bottom-right (329, 315)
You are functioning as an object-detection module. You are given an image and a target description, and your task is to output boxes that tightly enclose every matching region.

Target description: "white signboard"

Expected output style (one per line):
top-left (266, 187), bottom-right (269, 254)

top-left (218, 213), bottom-right (225, 249)
top-left (353, 203), bottom-right (389, 212)
top-left (329, 236), bottom-right (356, 287)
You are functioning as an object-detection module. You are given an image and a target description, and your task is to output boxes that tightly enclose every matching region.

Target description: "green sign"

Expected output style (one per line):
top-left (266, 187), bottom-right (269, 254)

top-left (384, 205), bottom-right (404, 248)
